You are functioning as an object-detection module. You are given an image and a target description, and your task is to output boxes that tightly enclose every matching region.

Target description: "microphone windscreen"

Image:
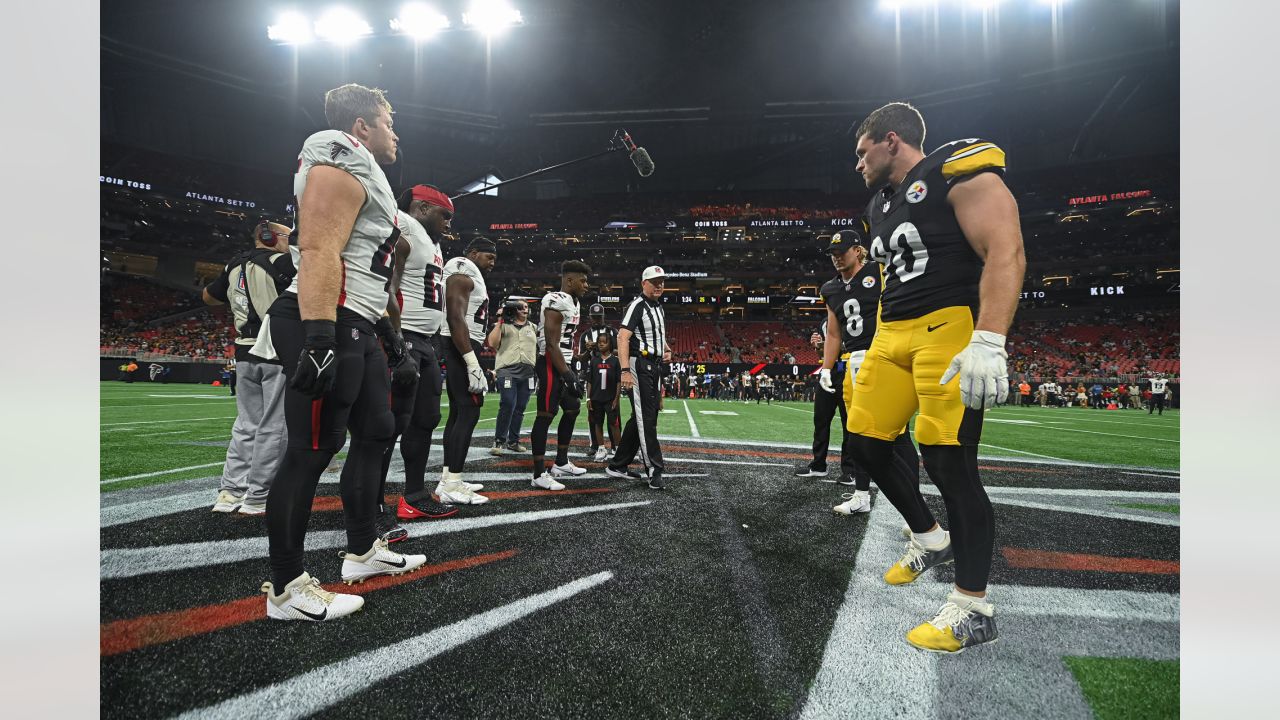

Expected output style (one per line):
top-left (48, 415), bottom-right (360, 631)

top-left (630, 147), bottom-right (655, 177)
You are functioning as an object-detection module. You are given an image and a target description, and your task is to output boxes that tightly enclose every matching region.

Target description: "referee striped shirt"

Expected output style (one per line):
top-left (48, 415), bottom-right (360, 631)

top-left (620, 296), bottom-right (666, 358)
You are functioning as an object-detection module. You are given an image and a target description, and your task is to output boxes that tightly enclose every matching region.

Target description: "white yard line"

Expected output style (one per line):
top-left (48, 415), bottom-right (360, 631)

top-left (131, 430), bottom-right (193, 438)
top-left (101, 501), bottom-right (651, 579)
top-left (919, 486), bottom-right (1180, 527)
top-left (177, 572), bottom-right (614, 720)
top-left (682, 400), bottom-right (701, 438)
top-left (103, 402), bottom-right (237, 409)
top-left (100, 462), bottom-right (225, 484)
top-left (978, 443), bottom-right (1076, 463)
top-left (799, 496), bottom-right (1179, 719)
top-left (101, 415), bottom-right (237, 427)
top-left (663, 457), bottom-right (788, 467)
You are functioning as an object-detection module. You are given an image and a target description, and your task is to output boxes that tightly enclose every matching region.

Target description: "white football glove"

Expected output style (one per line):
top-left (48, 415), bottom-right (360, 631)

top-left (818, 368), bottom-right (835, 393)
top-left (940, 331), bottom-right (1009, 410)
top-left (462, 351), bottom-right (487, 395)
top-left (846, 350), bottom-right (867, 378)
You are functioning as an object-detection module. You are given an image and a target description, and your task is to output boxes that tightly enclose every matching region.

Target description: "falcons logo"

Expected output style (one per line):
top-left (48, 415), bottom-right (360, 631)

top-left (328, 141), bottom-right (351, 161)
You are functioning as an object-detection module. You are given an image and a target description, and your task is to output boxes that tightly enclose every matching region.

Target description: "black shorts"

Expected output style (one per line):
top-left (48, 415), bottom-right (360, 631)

top-left (536, 354), bottom-right (581, 416)
top-left (269, 296), bottom-right (393, 452)
top-left (442, 336), bottom-right (485, 408)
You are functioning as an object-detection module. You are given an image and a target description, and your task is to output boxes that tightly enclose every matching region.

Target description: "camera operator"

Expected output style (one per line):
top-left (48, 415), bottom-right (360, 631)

top-left (486, 299), bottom-right (538, 454)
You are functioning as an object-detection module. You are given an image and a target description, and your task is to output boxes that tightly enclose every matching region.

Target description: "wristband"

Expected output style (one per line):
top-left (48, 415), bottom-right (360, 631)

top-left (621, 368), bottom-right (632, 373)
top-left (302, 319), bottom-right (336, 343)
top-left (462, 351), bottom-right (481, 370)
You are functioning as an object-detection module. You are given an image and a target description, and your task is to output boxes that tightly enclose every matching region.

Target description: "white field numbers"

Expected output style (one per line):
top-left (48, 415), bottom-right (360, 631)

top-left (842, 298), bottom-right (863, 338)
top-left (870, 222), bottom-right (928, 283)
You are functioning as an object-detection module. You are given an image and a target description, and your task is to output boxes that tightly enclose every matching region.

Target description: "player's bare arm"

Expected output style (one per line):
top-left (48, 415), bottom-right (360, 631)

top-left (296, 164), bottom-right (365, 322)
top-left (949, 171), bottom-right (1026, 335)
top-left (543, 308), bottom-right (569, 375)
top-left (822, 308), bottom-right (842, 370)
top-left (445, 274), bottom-right (475, 355)
top-left (386, 235), bottom-right (410, 332)
top-left (617, 327), bottom-right (634, 391)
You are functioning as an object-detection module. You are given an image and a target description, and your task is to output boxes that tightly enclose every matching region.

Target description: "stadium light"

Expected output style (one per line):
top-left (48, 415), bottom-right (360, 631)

top-left (390, 3), bottom-right (451, 39)
top-left (313, 7), bottom-right (374, 44)
top-left (463, 0), bottom-right (524, 37)
top-left (267, 11), bottom-right (314, 44)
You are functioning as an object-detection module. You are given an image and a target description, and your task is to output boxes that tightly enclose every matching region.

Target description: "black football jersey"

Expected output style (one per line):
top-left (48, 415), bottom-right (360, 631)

top-left (820, 261), bottom-right (883, 353)
top-left (864, 138), bottom-right (1007, 322)
top-left (589, 354), bottom-right (621, 402)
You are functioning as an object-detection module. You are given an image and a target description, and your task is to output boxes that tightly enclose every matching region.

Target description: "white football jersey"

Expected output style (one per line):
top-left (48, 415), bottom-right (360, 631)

top-left (538, 291), bottom-right (580, 362)
top-left (395, 211), bottom-right (445, 335)
top-left (440, 256), bottom-right (488, 342)
top-left (288, 130), bottom-right (398, 323)
top-left (1150, 378), bottom-right (1168, 393)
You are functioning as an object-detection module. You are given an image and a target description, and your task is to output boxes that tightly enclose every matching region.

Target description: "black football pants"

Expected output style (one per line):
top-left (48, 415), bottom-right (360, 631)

top-left (379, 331), bottom-right (443, 500)
top-left (442, 338), bottom-right (484, 474)
top-left (266, 304), bottom-right (393, 589)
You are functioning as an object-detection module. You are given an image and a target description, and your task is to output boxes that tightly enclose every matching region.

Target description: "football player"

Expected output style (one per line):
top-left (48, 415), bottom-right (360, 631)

top-left (806, 231), bottom-right (924, 518)
top-left (531, 260), bottom-right (593, 489)
top-left (372, 184), bottom-right (461, 532)
top-left (847, 102), bottom-right (1025, 652)
top-left (436, 238), bottom-right (499, 504)
top-left (260, 84), bottom-right (426, 623)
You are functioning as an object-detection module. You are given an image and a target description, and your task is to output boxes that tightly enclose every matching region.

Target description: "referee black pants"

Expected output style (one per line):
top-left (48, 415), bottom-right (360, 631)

top-left (610, 356), bottom-right (664, 476)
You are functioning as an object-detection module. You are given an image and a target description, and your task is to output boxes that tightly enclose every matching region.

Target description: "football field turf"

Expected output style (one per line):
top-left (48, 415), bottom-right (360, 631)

top-left (100, 382), bottom-right (1179, 718)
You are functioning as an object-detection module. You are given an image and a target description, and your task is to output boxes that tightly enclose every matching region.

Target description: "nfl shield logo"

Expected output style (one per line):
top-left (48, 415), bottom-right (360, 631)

top-left (882, 200), bottom-right (891, 213)
top-left (352, 328), bottom-right (359, 340)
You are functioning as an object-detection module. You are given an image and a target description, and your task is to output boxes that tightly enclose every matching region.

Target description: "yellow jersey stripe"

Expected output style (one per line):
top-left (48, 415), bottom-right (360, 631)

top-left (944, 143), bottom-right (1000, 163)
top-left (941, 146), bottom-right (1006, 180)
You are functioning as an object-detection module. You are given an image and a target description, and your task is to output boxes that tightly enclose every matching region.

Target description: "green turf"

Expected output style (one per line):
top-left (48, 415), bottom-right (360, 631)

top-left (1063, 657), bottom-right (1179, 720)
top-left (99, 382), bottom-right (1180, 491)
top-left (1117, 503), bottom-right (1180, 515)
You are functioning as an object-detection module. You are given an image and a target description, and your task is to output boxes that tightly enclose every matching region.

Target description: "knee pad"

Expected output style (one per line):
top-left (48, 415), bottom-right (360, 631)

top-left (357, 409), bottom-right (396, 444)
top-left (914, 414), bottom-right (955, 446)
top-left (845, 405), bottom-right (878, 435)
top-left (561, 395), bottom-right (581, 415)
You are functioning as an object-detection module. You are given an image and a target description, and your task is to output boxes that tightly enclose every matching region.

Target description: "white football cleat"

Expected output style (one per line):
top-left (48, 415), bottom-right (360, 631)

top-left (833, 491), bottom-right (871, 515)
top-left (592, 447), bottom-right (609, 463)
top-left (436, 480), bottom-right (489, 505)
top-left (532, 473), bottom-right (566, 491)
top-left (262, 572), bottom-right (363, 622)
top-left (551, 460), bottom-right (588, 477)
top-left (340, 538), bottom-right (427, 584)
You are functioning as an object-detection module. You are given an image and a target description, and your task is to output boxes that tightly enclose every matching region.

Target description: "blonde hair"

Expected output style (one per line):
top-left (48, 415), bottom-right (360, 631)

top-left (324, 83), bottom-right (393, 132)
top-left (852, 245), bottom-right (869, 264)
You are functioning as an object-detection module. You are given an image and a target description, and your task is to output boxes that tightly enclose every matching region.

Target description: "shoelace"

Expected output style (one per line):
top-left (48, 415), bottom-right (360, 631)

top-left (929, 601), bottom-right (971, 631)
top-left (900, 541), bottom-right (931, 571)
top-left (839, 493), bottom-right (857, 501)
top-left (300, 577), bottom-right (337, 605)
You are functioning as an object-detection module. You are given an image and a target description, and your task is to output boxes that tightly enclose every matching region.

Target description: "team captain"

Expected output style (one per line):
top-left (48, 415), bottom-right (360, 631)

top-left (845, 102), bottom-right (1025, 653)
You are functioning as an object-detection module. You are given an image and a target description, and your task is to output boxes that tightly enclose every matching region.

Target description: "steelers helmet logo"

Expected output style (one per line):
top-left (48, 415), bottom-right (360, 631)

top-left (862, 276), bottom-right (876, 288)
top-left (906, 180), bottom-right (928, 203)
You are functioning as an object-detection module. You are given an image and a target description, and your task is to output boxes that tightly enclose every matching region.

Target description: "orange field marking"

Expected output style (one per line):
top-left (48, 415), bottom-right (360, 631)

top-left (101, 549), bottom-right (518, 657)
top-left (1002, 547), bottom-right (1179, 575)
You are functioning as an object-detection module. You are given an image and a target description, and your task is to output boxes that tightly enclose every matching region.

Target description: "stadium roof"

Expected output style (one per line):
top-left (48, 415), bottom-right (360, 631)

top-left (102, 0), bottom-right (1179, 195)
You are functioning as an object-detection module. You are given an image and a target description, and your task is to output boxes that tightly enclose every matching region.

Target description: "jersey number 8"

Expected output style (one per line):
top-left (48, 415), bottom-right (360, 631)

top-left (841, 298), bottom-right (863, 338)
top-left (870, 222), bottom-right (929, 283)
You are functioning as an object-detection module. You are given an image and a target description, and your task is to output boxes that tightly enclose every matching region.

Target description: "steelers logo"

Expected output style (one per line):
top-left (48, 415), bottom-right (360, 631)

top-left (906, 180), bottom-right (928, 203)
top-left (862, 276), bottom-right (877, 288)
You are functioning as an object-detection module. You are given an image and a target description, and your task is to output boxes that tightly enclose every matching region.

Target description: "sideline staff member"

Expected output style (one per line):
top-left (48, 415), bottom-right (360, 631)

top-left (606, 266), bottom-right (671, 490)
top-left (487, 299), bottom-right (538, 454)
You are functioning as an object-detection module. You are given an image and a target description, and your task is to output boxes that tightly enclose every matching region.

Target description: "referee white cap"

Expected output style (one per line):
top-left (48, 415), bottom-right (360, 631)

top-left (642, 265), bottom-right (666, 281)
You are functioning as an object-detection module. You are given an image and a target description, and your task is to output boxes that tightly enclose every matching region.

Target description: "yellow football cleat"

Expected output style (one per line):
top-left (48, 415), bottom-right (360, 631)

top-left (883, 534), bottom-right (954, 585)
top-left (906, 592), bottom-right (999, 654)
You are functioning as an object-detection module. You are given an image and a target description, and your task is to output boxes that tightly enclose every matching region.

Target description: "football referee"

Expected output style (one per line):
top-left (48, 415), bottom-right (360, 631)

top-left (606, 266), bottom-right (671, 489)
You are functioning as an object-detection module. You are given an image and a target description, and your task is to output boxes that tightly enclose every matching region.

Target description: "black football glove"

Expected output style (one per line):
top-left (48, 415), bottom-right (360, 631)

top-left (390, 353), bottom-right (420, 394)
top-left (561, 369), bottom-right (583, 398)
top-left (374, 317), bottom-right (407, 366)
top-left (291, 320), bottom-right (338, 399)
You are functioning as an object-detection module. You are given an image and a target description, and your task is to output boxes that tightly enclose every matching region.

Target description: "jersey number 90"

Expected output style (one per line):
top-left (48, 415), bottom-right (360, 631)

top-left (870, 222), bottom-right (929, 283)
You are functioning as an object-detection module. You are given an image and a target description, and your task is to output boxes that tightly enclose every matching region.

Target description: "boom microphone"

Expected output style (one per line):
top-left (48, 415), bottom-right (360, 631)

top-left (630, 147), bottom-right (655, 177)
top-left (616, 129), bottom-right (655, 177)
